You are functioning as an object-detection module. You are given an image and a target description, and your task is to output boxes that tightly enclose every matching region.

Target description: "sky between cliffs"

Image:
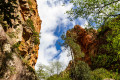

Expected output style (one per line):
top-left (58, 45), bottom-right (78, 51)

top-left (35, 0), bottom-right (88, 70)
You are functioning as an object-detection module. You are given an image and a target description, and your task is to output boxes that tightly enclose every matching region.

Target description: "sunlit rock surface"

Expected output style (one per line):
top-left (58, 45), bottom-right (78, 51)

top-left (66, 25), bottom-right (97, 65)
top-left (0, 0), bottom-right (41, 79)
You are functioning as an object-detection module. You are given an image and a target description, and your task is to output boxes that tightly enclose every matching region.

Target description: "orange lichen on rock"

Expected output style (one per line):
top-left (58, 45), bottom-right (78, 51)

top-left (18, 0), bottom-right (41, 68)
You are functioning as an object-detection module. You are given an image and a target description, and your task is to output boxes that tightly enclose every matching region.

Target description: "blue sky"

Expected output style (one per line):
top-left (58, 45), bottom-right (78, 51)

top-left (35, 0), bottom-right (88, 70)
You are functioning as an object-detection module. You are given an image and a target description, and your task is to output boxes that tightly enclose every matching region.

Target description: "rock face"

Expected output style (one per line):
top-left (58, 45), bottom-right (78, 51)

top-left (66, 16), bottom-right (120, 72)
top-left (18, 0), bottom-right (41, 68)
top-left (0, 0), bottom-right (41, 79)
top-left (66, 25), bottom-right (97, 65)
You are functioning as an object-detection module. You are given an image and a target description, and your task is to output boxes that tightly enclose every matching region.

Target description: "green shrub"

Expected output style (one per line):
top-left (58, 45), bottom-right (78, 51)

top-left (91, 53), bottom-right (120, 72)
top-left (33, 31), bottom-right (40, 45)
top-left (33, 37), bottom-right (40, 45)
top-left (12, 42), bottom-right (20, 49)
top-left (93, 16), bottom-right (120, 72)
top-left (91, 68), bottom-right (120, 80)
top-left (26, 19), bottom-right (40, 45)
top-left (28, 0), bottom-right (32, 5)
top-left (69, 61), bottom-right (92, 80)
top-left (47, 74), bottom-right (72, 80)
top-left (26, 19), bottom-right (35, 30)
top-left (68, 60), bottom-right (120, 80)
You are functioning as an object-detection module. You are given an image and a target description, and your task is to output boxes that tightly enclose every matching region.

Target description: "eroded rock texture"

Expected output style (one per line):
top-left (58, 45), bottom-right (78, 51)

top-left (18, 0), bottom-right (41, 68)
top-left (0, 0), bottom-right (41, 79)
top-left (66, 25), bottom-right (97, 65)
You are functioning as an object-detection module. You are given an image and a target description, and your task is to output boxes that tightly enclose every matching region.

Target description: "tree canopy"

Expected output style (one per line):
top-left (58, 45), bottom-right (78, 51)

top-left (67, 0), bottom-right (120, 28)
top-left (36, 61), bottom-right (64, 80)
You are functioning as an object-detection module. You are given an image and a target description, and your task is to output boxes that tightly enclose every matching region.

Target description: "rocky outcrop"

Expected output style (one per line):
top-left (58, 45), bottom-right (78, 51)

top-left (0, 0), bottom-right (41, 79)
top-left (18, 0), bottom-right (41, 68)
top-left (66, 25), bottom-right (97, 65)
top-left (66, 16), bottom-right (120, 73)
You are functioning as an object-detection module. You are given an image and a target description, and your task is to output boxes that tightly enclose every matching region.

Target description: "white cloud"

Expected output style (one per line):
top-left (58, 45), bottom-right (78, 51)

top-left (80, 18), bottom-right (88, 28)
top-left (35, 0), bottom-right (87, 70)
top-left (35, 0), bottom-right (74, 70)
top-left (59, 47), bottom-right (72, 70)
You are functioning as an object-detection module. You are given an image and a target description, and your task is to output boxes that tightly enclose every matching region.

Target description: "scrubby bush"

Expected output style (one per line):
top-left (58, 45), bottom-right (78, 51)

top-left (26, 19), bottom-right (40, 45)
top-left (69, 61), bottom-right (92, 80)
top-left (91, 68), bottom-right (120, 80)
top-left (12, 42), bottom-right (20, 49)
top-left (33, 37), bottom-right (40, 45)
top-left (91, 53), bottom-right (120, 72)
top-left (28, 0), bottom-right (32, 5)
top-left (33, 31), bottom-right (40, 45)
top-left (26, 19), bottom-right (35, 30)
top-left (69, 61), bottom-right (120, 80)
top-left (91, 16), bottom-right (120, 72)
top-left (47, 74), bottom-right (72, 80)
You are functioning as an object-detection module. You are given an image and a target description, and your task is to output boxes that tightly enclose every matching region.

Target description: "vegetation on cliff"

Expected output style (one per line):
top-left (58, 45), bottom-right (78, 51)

top-left (26, 18), bottom-right (40, 45)
top-left (0, 0), bottom-right (41, 79)
top-left (91, 16), bottom-right (120, 72)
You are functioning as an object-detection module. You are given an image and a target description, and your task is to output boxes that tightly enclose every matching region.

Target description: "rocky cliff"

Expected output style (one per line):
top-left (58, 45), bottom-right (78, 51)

top-left (65, 25), bottom-right (97, 66)
top-left (62, 16), bottom-right (120, 80)
top-left (18, 0), bottom-right (41, 69)
top-left (0, 0), bottom-right (41, 79)
top-left (65, 15), bottom-right (120, 74)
